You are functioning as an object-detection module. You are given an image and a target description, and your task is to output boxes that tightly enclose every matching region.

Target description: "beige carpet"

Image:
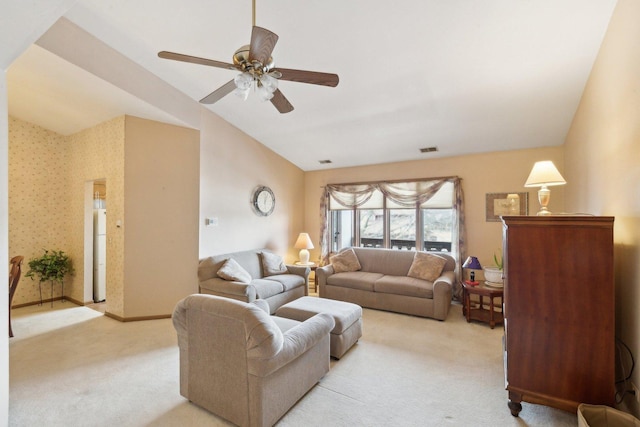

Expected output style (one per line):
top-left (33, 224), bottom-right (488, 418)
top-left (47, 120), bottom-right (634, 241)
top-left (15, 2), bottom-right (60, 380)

top-left (9, 301), bottom-right (577, 426)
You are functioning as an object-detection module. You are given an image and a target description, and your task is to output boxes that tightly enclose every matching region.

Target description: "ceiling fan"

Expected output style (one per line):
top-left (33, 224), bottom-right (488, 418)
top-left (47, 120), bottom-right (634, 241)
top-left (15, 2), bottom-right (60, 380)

top-left (157, 0), bottom-right (339, 114)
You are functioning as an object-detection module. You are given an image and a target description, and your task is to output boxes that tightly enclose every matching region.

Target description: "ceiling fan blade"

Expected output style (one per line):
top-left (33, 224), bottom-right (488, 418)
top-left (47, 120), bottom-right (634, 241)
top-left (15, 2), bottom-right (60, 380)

top-left (271, 89), bottom-right (294, 114)
top-left (158, 51), bottom-right (236, 70)
top-left (276, 68), bottom-right (339, 87)
top-left (248, 26), bottom-right (279, 65)
top-left (199, 80), bottom-right (237, 104)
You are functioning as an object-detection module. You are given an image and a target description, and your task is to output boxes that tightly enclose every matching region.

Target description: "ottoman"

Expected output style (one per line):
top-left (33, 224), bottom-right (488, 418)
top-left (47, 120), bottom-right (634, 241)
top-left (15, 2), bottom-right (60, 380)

top-left (275, 296), bottom-right (362, 359)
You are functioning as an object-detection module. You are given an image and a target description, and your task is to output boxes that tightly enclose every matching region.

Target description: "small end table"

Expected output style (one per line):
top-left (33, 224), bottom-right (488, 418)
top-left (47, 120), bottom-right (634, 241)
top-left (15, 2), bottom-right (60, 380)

top-left (462, 281), bottom-right (504, 329)
top-left (295, 262), bottom-right (318, 293)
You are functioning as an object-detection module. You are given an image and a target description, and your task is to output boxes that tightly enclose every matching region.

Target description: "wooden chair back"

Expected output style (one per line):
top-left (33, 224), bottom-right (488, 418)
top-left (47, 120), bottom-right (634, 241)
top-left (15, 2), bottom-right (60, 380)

top-left (9, 255), bottom-right (24, 337)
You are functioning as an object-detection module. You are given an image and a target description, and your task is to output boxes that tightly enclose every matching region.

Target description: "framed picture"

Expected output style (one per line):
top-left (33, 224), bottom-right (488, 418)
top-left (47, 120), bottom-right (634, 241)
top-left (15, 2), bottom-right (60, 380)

top-left (486, 192), bottom-right (528, 222)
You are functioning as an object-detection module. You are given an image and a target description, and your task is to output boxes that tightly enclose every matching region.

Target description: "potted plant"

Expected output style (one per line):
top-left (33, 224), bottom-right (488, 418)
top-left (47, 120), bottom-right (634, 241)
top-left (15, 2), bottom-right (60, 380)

top-left (25, 249), bottom-right (74, 305)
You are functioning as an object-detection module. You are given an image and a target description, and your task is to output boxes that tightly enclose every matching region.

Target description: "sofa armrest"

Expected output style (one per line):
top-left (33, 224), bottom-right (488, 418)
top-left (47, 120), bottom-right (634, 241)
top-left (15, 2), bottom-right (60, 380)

top-left (248, 313), bottom-right (335, 377)
top-left (285, 264), bottom-right (310, 278)
top-left (315, 265), bottom-right (334, 288)
top-left (286, 264), bottom-right (311, 295)
top-left (432, 270), bottom-right (455, 320)
top-left (434, 270), bottom-right (455, 287)
top-left (199, 277), bottom-right (257, 301)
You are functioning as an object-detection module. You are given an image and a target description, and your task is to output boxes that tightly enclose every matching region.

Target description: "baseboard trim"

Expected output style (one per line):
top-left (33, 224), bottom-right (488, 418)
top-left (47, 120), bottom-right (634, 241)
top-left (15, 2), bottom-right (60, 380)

top-left (104, 311), bottom-right (172, 322)
top-left (13, 297), bottom-right (171, 322)
top-left (12, 295), bottom-right (82, 309)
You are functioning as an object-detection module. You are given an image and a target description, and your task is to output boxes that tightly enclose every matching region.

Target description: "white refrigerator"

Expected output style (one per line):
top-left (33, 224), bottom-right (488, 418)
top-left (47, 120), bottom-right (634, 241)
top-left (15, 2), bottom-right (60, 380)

top-left (93, 209), bottom-right (107, 302)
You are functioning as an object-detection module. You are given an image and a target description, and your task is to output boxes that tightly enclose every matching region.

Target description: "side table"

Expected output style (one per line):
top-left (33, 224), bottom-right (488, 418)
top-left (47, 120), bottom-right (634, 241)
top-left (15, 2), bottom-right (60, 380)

top-left (462, 281), bottom-right (504, 329)
top-left (295, 262), bottom-right (317, 294)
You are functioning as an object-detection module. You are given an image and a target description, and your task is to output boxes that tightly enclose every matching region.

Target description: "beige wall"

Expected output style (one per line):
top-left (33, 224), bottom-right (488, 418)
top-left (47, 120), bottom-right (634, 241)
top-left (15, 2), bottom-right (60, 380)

top-left (564, 0), bottom-right (640, 415)
top-left (122, 116), bottom-right (200, 318)
top-left (304, 146), bottom-right (565, 272)
top-left (198, 110), bottom-right (305, 263)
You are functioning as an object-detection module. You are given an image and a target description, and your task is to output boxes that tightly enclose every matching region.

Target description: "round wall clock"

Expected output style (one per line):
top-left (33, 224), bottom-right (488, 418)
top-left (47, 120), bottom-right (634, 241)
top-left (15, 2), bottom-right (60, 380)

top-left (252, 186), bottom-right (275, 216)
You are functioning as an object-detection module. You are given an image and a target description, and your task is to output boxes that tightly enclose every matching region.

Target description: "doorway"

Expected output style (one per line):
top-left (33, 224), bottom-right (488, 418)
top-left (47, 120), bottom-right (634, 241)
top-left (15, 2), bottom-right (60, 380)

top-left (84, 179), bottom-right (107, 308)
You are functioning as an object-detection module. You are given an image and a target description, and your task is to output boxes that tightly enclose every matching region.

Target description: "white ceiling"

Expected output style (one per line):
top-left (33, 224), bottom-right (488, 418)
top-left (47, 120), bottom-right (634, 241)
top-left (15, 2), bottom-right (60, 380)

top-left (7, 0), bottom-right (617, 171)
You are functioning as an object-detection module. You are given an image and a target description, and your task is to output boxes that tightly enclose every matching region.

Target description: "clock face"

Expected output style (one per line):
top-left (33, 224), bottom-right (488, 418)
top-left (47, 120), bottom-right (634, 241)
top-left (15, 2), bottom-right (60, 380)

top-left (253, 186), bottom-right (275, 216)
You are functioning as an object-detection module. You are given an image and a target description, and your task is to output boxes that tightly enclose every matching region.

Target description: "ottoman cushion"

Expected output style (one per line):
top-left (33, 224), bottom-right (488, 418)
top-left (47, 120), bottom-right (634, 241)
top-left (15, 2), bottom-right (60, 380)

top-left (275, 296), bottom-right (362, 359)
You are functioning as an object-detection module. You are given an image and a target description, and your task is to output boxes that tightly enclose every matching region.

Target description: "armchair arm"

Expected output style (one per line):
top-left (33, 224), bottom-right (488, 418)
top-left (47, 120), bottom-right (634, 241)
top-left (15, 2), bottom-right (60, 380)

top-left (172, 297), bottom-right (188, 343)
top-left (252, 299), bottom-right (270, 314)
top-left (248, 313), bottom-right (335, 377)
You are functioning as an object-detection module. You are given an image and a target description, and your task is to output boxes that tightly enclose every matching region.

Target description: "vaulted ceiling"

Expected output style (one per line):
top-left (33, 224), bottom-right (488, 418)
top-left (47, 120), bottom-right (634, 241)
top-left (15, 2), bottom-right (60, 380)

top-left (7, 0), bottom-right (617, 171)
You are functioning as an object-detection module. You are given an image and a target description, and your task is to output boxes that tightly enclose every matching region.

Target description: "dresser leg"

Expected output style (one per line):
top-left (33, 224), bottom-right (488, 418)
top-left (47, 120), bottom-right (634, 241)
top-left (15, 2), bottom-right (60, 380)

top-left (507, 392), bottom-right (522, 417)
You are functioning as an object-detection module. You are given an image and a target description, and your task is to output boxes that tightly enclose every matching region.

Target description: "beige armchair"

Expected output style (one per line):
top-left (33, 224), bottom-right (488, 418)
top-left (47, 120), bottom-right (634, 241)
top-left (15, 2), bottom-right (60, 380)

top-left (172, 294), bottom-right (335, 427)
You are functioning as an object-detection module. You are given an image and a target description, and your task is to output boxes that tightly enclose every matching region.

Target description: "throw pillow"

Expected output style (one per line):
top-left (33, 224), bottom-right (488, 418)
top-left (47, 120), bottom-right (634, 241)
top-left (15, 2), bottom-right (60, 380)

top-left (407, 252), bottom-right (447, 282)
top-left (217, 258), bottom-right (252, 283)
top-left (330, 248), bottom-right (362, 273)
top-left (260, 251), bottom-right (288, 277)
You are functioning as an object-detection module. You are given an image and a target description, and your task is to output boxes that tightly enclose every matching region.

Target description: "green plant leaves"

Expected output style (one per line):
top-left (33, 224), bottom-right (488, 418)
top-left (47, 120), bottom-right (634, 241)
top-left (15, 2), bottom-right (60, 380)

top-left (25, 249), bottom-right (74, 284)
top-left (493, 251), bottom-right (503, 270)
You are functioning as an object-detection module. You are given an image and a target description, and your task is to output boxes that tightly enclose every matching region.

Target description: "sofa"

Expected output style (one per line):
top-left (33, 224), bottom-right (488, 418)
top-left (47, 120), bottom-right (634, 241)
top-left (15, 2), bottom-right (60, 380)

top-left (316, 247), bottom-right (456, 320)
top-left (172, 294), bottom-right (335, 427)
top-left (198, 249), bottom-right (309, 314)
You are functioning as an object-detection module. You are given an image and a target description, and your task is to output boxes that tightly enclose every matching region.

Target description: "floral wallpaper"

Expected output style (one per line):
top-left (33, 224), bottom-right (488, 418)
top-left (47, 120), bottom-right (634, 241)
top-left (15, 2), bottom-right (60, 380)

top-left (9, 117), bottom-right (70, 305)
top-left (66, 117), bottom-right (125, 318)
top-left (9, 116), bottom-right (125, 317)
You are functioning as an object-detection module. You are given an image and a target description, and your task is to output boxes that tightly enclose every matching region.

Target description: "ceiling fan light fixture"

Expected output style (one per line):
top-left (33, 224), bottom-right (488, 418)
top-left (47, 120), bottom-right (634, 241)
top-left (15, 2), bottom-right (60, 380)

top-left (234, 72), bottom-right (253, 90)
top-left (257, 83), bottom-right (275, 101)
top-left (260, 73), bottom-right (278, 92)
top-left (234, 87), bottom-right (251, 101)
top-left (234, 72), bottom-right (254, 100)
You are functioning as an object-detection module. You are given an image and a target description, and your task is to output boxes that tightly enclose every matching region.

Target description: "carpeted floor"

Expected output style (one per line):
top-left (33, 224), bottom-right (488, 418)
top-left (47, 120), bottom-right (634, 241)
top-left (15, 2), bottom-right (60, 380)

top-left (9, 301), bottom-right (577, 426)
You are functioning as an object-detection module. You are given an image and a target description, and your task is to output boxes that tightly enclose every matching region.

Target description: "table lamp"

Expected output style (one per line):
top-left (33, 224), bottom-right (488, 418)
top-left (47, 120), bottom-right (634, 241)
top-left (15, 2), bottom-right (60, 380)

top-left (524, 160), bottom-right (566, 216)
top-left (294, 232), bottom-right (315, 265)
top-left (462, 256), bottom-right (482, 286)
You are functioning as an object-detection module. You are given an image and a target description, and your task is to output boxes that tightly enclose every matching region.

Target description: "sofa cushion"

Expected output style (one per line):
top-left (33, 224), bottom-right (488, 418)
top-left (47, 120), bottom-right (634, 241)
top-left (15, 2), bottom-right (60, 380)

top-left (217, 258), bottom-right (252, 283)
top-left (330, 248), bottom-right (362, 273)
top-left (260, 251), bottom-right (288, 277)
top-left (351, 247), bottom-right (414, 276)
top-left (251, 279), bottom-right (285, 299)
top-left (326, 271), bottom-right (383, 292)
top-left (265, 274), bottom-right (305, 291)
top-left (407, 252), bottom-right (447, 282)
top-left (374, 275), bottom-right (434, 299)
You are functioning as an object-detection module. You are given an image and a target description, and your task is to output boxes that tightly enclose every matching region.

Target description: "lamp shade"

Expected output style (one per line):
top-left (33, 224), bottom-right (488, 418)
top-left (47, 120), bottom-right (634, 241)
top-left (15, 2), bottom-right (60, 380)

top-left (294, 233), bottom-right (314, 250)
top-left (524, 161), bottom-right (566, 187)
top-left (294, 233), bottom-right (314, 265)
top-left (462, 256), bottom-right (482, 270)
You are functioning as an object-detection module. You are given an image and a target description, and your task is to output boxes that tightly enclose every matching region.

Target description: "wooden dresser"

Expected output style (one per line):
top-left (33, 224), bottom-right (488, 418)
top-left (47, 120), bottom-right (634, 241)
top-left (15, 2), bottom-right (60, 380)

top-left (501, 216), bottom-right (615, 416)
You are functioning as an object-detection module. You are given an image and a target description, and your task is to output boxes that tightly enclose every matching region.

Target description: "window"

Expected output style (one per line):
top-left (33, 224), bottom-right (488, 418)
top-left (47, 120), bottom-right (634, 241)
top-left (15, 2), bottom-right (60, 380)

top-left (327, 180), bottom-right (455, 253)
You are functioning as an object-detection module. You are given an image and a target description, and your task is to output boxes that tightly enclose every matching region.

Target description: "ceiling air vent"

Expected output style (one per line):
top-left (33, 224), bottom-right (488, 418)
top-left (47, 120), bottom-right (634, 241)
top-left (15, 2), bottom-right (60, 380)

top-left (318, 159), bottom-right (332, 164)
top-left (420, 147), bottom-right (438, 153)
